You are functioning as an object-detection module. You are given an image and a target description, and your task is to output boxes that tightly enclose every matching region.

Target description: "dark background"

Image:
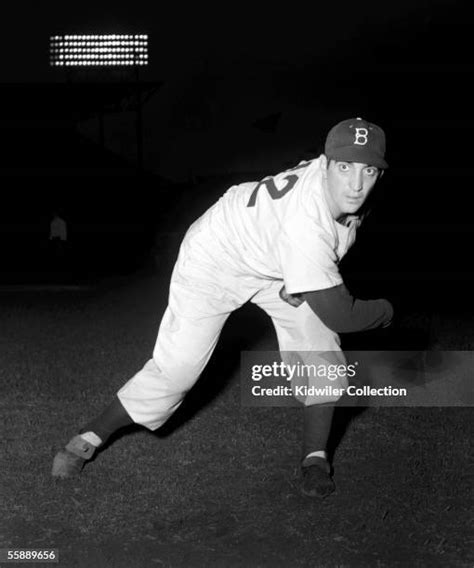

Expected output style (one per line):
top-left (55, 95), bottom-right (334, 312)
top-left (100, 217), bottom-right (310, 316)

top-left (1, 4), bottom-right (472, 566)
top-left (0, 0), bottom-right (472, 300)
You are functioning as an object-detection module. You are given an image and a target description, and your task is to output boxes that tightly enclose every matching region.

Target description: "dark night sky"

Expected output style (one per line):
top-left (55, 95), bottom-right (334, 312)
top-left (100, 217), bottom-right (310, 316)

top-left (1, 1), bottom-right (471, 187)
top-left (1, 0), bottom-right (468, 82)
top-left (0, 0), bottom-right (472, 284)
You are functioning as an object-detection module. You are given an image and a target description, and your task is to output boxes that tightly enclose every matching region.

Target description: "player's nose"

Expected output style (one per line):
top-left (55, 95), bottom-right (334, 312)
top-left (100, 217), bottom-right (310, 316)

top-left (349, 170), bottom-right (364, 192)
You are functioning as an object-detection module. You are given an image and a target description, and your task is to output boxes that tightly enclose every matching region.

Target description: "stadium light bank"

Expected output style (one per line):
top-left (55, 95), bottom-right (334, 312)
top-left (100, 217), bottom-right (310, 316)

top-left (48, 33), bottom-right (153, 172)
top-left (49, 34), bottom-right (149, 68)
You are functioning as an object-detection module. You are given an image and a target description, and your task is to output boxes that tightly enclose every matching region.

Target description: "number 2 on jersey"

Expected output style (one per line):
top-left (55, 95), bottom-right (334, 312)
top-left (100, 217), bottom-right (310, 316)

top-left (246, 162), bottom-right (310, 207)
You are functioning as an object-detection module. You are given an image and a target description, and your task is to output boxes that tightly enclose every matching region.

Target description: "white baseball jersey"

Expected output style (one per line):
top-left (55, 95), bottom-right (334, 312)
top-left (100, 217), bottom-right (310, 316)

top-left (188, 154), bottom-right (361, 295)
top-left (118, 155), bottom-right (360, 429)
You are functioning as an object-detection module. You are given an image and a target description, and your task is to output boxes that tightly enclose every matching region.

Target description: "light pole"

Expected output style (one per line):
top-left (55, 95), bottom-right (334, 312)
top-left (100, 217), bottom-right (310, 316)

top-left (49, 34), bottom-right (150, 172)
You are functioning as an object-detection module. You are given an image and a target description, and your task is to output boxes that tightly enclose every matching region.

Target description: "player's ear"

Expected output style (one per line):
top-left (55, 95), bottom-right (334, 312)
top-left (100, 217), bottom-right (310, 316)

top-left (378, 169), bottom-right (385, 180)
top-left (320, 154), bottom-right (328, 178)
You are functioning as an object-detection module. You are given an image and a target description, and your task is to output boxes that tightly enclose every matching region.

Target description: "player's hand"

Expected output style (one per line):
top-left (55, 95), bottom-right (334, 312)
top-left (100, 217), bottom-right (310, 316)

top-left (279, 285), bottom-right (305, 308)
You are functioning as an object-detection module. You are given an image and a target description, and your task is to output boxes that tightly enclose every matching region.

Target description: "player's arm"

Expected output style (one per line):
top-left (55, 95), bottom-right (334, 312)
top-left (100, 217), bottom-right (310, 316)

top-left (303, 284), bottom-right (393, 333)
top-left (279, 283), bottom-right (393, 332)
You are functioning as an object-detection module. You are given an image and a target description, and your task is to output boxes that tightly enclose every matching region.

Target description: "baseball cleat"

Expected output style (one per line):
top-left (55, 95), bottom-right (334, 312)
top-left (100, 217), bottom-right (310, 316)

top-left (51, 435), bottom-right (97, 479)
top-left (301, 457), bottom-right (335, 498)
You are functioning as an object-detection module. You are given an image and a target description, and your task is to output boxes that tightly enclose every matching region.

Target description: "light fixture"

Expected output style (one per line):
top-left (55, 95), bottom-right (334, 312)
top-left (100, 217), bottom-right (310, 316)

top-left (49, 34), bottom-right (149, 67)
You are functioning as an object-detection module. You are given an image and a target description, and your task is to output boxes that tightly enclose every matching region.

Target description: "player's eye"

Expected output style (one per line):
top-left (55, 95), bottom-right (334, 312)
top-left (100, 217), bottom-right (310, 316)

top-left (364, 167), bottom-right (378, 176)
top-left (337, 162), bottom-right (350, 172)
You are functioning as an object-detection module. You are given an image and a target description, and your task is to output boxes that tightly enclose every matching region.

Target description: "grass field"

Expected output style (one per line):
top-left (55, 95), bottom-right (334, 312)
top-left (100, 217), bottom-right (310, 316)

top-left (1, 270), bottom-right (472, 567)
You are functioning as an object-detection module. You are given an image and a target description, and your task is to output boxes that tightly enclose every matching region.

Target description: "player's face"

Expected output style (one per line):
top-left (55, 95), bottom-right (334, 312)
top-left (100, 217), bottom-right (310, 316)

top-left (325, 161), bottom-right (380, 220)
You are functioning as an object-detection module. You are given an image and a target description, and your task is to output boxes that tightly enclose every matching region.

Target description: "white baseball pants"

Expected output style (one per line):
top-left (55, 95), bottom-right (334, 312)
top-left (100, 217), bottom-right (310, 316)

top-left (118, 221), bottom-right (346, 431)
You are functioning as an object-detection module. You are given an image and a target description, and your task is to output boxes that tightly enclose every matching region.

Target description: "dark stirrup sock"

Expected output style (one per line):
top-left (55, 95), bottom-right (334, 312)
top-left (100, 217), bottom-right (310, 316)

top-left (79, 396), bottom-right (134, 445)
top-left (302, 403), bottom-right (335, 460)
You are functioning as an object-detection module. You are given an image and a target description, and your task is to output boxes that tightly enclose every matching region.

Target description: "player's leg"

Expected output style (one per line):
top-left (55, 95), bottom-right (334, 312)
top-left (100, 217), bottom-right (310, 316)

top-left (52, 253), bottom-right (240, 478)
top-left (52, 300), bottom-right (231, 477)
top-left (300, 403), bottom-right (336, 497)
top-left (80, 397), bottom-right (133, 445)
top-left (251, 281), bottom-right (345, 497)
top-left (51, 396), bottom-right (135, 478)
top-left (117, 278), bottom-right (235, 431)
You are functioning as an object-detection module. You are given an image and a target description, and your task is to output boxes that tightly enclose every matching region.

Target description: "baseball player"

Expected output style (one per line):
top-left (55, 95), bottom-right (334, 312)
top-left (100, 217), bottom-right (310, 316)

top-left (52, 117), bottom-right (393, 498)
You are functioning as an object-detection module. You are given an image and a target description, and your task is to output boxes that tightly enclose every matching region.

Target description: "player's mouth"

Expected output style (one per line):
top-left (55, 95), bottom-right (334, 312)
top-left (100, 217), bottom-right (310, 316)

top-left (346, 196), bottom-right (363, 204)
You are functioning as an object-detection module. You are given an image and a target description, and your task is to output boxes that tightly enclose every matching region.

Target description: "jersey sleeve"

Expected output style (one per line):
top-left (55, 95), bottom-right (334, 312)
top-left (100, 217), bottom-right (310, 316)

top-left (276, 218), bottom-right (343, 295)
top-left (303, 284), bottom-right (394, 333)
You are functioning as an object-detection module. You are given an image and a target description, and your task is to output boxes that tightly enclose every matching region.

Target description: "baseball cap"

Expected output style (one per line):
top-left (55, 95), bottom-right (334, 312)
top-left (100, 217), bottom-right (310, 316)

top-left (325, 117), bottom-right (388, 169)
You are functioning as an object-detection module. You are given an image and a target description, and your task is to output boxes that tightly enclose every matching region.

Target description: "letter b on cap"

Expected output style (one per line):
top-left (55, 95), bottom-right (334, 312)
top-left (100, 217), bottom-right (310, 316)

top-left (354, 127), bottom-right (368, 145)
